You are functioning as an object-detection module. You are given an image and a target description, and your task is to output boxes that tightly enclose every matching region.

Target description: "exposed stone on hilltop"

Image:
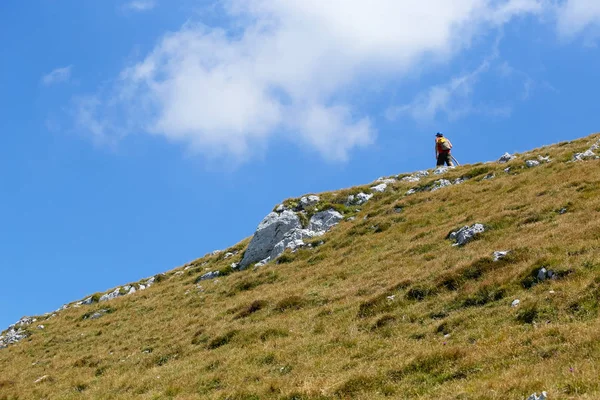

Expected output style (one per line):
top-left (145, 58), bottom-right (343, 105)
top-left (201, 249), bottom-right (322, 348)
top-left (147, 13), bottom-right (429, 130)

top-left (240, 211), bottom-right (301, 269)
top-left (573, 139), bottom-right (600, 161)
top-left (299, 195), bottom-right (320, 209)
top-left (498, 152), bottom-right (516, 163)
top-left (347, 193), bottom-right (373, 205)
top-left (239, 208), bottom-right (343, 269)
top-left (431, 179), bottom-right (452, 192)
top-left (370, 183), bottom-right (388, 193)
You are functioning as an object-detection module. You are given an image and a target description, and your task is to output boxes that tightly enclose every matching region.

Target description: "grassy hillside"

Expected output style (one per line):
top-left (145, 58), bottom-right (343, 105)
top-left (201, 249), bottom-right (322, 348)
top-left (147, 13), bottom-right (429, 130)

top-left (2, 134), bottom-right (600, 400)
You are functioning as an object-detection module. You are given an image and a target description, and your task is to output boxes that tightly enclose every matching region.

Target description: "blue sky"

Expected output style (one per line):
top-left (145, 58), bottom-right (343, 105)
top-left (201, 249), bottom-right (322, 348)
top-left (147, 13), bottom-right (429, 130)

top-left (1, 0), bottom-right (599, 329)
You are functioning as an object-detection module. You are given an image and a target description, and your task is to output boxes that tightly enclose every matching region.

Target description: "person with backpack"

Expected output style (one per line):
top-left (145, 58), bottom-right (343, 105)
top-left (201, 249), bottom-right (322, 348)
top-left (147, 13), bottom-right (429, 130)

top-left (435, 132), bottom-right (454, 167)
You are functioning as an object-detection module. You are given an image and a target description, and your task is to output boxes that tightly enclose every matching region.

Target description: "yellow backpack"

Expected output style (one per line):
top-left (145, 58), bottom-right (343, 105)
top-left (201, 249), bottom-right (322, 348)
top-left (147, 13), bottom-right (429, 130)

top-left (439, 137), bottom-right (452, 151)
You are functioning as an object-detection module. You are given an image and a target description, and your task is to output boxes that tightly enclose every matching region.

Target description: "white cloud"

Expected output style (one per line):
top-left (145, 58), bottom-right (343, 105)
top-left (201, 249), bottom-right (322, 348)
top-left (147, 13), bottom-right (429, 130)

top-left (124, 1), bottom-right (156, 12)
top-left (556, 0), bottom-right (600, 39)
top-left (42, 66), bottom-right (72, 86)
top-left (78, 0), bottom-right (544, 162)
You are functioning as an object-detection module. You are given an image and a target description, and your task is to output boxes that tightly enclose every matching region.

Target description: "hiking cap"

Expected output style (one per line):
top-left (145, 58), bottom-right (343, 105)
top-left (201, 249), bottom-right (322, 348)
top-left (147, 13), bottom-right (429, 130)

top-left (435, 132), bottom-right (443, 137)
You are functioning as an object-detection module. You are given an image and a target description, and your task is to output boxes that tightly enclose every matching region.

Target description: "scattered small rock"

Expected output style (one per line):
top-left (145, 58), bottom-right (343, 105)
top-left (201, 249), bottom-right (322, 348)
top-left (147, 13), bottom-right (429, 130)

top-left (525, 160), bottom-right (540, 168)
top-left (34, 375), bottom-right (51, 384)
top-left (493, 251), bottom-right (510, 262)
top-left (81, 297), bottom-right (94, 305)
top-left (376, 177), bottom-right (397, 184)
top-left (538, 155), bottom-right (551, 163)
top-left (526, 392), bottom-right (547, 400)
top-left (299, 195), bottom-right (320, 209)
top-left (347, 192), bottom-right (373, 206)
top-left (537, 267), bottom-right (556, 281)
top-left (199, 271), bottom-right (220, 281)
top-left (431, 179), bottom-right (452, 192)
top-left (401, 170), bottom-right (429, 182)
top-left (498, 152), bottom-right (516, 163)
top-left (370, 183), bottom-right (387, 193)
top-left (504, 167), bottom-right (511, 173)
top-left (572, 149), bottom-right (597, 161)
top-left (511, 299), bottom-right (520, 307)
top-left (434, 166), bottom-right (453, 175)
top-left (448, 224), bottom-right (485, 246)
top-left (558, 207), bottom-right (567, 215)
top-left (254, 258), bottom-right (270, 268)
top-left (483, 173), bottom-right (495, 180)
top-left (99, 288), bottom-right (122, 302)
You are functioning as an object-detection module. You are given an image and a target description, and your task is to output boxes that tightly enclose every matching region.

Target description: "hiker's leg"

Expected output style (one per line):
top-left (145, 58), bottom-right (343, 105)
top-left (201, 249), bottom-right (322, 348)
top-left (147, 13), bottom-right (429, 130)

top-left (446, 154), bottom-right (454, 166)
top-left (436, 154), bottom-right (445, 166)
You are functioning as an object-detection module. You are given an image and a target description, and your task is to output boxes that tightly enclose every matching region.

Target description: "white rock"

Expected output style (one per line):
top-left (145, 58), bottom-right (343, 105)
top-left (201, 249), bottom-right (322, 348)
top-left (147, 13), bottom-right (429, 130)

top-left (537, 267), bottom-right (548, 281)
top-left (525, 160), bottom-right (540, 168)
top-left (453, 177), bottom-right (467, 185)
top-left (199, 271), bottom-right (220, 281)
top-left (240, 211), bottom-right (302, 268)
top-left (504, 167), bottom-right (511, 173)
top-left (449, 224), bottom-right (485, 246)
top-left (81, 297), bottom-right (94, 305)
top-left (34, 375), bottom-right (50, 384)
top-left (572, 149), bottom-right (597, 161)
top-left (526, 391), bottom-right (547, 400)
top-left (224, 252), bottom-right (234, 259)
top-left (434, 166), bottom-right (450, 175)
top-left (299, 195), bottom-right (320, 209)
top-left (174, 271), bottom-right (184, 276)
top-left (483, 173), bottom-right (495, 180)
top-left (254, 257), bottom-right (270, 268)
top-left (127, 286), bottom-right (137, 295)
top-left (538, 155), bottom-right (551, 163)
top-left (275, 204), bottom-right (286, 212)
top-left (493, 251), bottom-right (510, 262)
top-left (354, 193), bottom-right (373, 205)
top-left (370, 183), bottom-right (387, 193)
top-left (511, 299), bottom-right (521, 307)
top-left (309, 209), bottom-right (343, 233)
top-left (406, 188), bottom-right (417, 195)
top-left (431, 179), bottom-right (452, 192)
top-left (99, 288), bottom-right (121, 302)
top-left (401, 175), bottom-right (421, 183)
top-left (498, 152), bottom-right (516, 163)
top-left (376, 178), bottom-right (396, 184)
top-left (139, 285), bottom-right (146, 291)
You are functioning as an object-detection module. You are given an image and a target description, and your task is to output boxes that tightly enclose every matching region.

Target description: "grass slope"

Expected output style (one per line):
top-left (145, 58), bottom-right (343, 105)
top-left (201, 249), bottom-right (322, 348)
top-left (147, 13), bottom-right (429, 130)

top-left (2, 134), bottom-right (600, 400)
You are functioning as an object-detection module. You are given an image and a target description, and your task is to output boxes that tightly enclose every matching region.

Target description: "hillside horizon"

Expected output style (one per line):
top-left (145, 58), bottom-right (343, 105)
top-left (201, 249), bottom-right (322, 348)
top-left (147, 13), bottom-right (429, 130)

top-left (2, 132), bottom-right (600, 399)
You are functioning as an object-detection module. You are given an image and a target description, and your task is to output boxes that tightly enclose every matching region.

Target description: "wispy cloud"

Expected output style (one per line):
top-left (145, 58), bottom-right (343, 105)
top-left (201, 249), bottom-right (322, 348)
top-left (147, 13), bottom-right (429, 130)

top-left (386, 56), bottom-right (512, 123)
top-left (42, 65), bottom-right (72, 86)
top-left (556, 0), bottom-right (600, 40)
top-left (75, 0), bottom-right (544, 163)
top-left (123, 1), bottom-right (156, 12)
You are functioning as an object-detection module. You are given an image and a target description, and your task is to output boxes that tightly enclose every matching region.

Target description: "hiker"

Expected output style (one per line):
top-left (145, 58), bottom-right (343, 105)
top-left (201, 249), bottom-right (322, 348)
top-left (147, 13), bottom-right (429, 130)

top-left (435, 132), bottom-right (454, 167)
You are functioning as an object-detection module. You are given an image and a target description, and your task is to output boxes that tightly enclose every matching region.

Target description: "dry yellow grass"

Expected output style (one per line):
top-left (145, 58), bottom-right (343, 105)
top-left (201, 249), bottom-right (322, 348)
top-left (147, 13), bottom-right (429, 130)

top-left (1, 134), bottom-right (600, 400)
